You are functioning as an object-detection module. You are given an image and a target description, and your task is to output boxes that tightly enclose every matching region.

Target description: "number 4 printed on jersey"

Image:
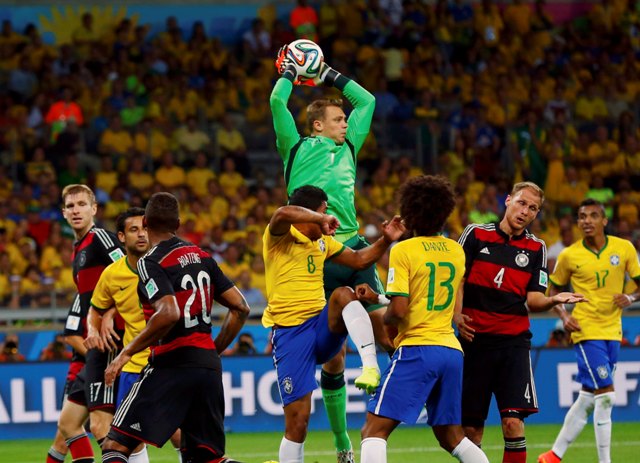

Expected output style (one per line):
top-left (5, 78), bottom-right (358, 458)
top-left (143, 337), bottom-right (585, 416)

top-left (494, 267), bottom-right (505, 288)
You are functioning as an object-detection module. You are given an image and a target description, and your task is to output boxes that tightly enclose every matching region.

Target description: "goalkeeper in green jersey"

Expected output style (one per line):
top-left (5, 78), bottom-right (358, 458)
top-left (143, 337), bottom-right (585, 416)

top-left (271, 45), bottom-right (393, 463)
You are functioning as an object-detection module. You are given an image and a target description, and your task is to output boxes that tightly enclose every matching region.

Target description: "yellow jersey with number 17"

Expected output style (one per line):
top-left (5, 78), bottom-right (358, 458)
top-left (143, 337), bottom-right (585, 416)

top-left (550, 235), bottom-right (640, 343)
top-left (90, 256), bottom-right (150, 373)
top-left (386, 236), bottom-right (465, 351)
top-left (262, 225), bottom-right (345, 328)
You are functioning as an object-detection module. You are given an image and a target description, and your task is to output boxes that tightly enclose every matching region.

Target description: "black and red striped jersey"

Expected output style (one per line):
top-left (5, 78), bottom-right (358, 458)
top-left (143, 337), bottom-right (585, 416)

top-left (72, 226), bottom-right (126, 334)
top-left (136, 236), bottom-right (234, 368)
top-left (459, 222), bottom-right (548, 341)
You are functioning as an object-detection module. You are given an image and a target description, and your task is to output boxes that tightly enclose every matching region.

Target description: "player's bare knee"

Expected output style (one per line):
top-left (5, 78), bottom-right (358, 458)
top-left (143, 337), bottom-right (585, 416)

top-left (101, 437), bottom-right (130, 454)
top-left (500, 416), bottom-right (524, 438)
top-left (462, 425), bottom-right (483, 445)
top-left (333, 286), bottom-right (356, 308)
top-left (433, 425), bottom-right (464, 452)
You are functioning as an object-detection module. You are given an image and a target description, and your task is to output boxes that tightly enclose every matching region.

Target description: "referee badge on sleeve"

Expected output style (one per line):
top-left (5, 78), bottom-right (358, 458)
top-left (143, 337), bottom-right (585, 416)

top-left (539, 270), bottom-right (548, 288)
top-left (145, 278), bottom-right (159, 298)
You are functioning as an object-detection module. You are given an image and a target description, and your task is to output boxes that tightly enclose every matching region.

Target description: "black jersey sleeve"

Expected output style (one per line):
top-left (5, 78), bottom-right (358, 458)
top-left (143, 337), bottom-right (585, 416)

top-left (137, 256), bottom-right (175, 304)
top-left (458, 224), bottom-right (479, 276)
top-left (526, 243), bottom-right (549, 294)
top-left (63, 293), bottom-right (85, 337)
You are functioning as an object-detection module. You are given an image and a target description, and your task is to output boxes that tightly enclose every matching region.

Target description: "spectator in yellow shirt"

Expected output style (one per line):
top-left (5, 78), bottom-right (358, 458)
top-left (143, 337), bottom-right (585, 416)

top-left (218, 157), bottom-right (245, 198)
top-left (186, 151), bottom-right (216, 198)
top-left (154, 151), bottom-right (186, 190)
top-left (99, 115), bottom-right (134, 166)
top-left (574, 83), bottom-right (609, 124)
top-left (216, 113), bottom-right (250, 177)
top-left (173, 116), bottom-right (212, 160)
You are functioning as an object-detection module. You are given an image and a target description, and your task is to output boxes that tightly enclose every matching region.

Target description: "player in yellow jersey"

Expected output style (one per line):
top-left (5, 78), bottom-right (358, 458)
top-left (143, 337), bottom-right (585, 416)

top-left (539, 199), bottom-right (640, 463)
top-left (262, 185), bottom-right (404, 463)
top-left (361, 176), bottom-right (489, 463)
top-left (84, 208), bottom-right (181, 463)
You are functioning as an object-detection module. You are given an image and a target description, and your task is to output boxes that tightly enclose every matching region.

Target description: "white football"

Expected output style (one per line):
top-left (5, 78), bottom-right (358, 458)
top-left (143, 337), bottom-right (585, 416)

top-left (286, 39), bottom-right (324, 79)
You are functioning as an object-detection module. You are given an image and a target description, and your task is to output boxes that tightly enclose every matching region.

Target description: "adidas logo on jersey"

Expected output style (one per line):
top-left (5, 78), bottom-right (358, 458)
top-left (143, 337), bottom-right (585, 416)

top-left (480, 247), bottom-right (490, 254)
top-left (130, 422), bottom-right (142, 431)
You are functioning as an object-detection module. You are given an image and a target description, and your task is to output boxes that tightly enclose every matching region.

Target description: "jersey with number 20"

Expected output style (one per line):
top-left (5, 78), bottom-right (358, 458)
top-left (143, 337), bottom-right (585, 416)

top-left (386, 236), bottom-right (465, 351)
top-left (136, 237), bottom-right (234, 368)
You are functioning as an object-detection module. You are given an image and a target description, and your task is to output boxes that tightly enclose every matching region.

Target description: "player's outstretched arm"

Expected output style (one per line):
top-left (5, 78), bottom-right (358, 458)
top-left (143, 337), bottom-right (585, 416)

top-left (105, 295), bottom-right (180, 386)
top-left (331, 216), bottom-right (404, 270)
top-left (268, 205), bottom-right (340, 236)
top-left (527, 289), bottom-right (587, 313)
top-left (548, 283), bottom-right (581, 332)
top-left (271, 47), bottom-right (301, 159)
top-left (213, 286), bottom-right (250, 354)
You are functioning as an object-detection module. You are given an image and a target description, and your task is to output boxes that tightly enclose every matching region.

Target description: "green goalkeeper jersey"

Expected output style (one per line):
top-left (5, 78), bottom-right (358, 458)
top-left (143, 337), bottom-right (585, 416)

top-left (270, 77), bottom-right (375, 236)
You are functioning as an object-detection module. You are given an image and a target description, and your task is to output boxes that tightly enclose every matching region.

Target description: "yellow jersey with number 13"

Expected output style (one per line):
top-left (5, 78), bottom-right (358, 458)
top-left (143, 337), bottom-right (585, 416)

top-left (550, 235), bottom-right (640, 343)
top-left (386, 236), bottom-right (465, 351)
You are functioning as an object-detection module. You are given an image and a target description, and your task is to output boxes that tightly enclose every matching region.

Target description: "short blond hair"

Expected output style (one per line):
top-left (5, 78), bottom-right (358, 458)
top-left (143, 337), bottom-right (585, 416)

top-left (61, 184), bottom-right (96, 205)
top-left (511, 181), bottom-right (544, 205)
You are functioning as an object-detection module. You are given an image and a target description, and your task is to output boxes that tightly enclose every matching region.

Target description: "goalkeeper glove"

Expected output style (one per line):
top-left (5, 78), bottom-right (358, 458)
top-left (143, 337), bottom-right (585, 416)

top-left (275, 45), bottom-right (297, 81)
top-left (296, 63), bottom-right (342, 87)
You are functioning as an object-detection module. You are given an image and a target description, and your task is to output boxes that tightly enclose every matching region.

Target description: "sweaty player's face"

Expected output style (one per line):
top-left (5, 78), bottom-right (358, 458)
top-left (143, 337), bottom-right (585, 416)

top-left (317, 106), bottom-right (347, 144)
top-left (120, 215), bottom-right (149, 257)
top-left (504, 188), bottom-right (541, 233)
top-left (577, 205), bottom-right (607, 239)
top-left (62, 192), bottom-right (96, 236)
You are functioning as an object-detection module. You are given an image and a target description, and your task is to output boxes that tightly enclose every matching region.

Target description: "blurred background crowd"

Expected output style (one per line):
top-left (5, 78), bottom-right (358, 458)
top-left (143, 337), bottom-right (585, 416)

top-left (0, 0), bottom-right (639, 337)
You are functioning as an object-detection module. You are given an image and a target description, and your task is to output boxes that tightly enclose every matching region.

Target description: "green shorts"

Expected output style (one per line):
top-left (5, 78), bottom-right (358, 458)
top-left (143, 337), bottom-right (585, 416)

top-left (324, 234), bottom-right (385, 312)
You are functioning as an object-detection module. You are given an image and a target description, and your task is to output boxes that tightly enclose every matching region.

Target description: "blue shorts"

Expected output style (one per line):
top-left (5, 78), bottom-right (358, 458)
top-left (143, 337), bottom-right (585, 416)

top-left (271, 305), bottom-right (347, 406)
top-left (116, 371), bottom-right (141, 408)
top-left (575, 340), bottom-right (619, 390)
top-left (368, 345), bottom-right (463, 426)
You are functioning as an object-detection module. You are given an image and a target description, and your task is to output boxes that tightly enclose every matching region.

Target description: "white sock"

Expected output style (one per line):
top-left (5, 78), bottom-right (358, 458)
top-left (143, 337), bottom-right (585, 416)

top-left (361, 437), bottom-right (386, 463)
top-left (551, 390), bottom-right (594, 457)
top-left (175, 447), bottom-right (182, 463)
top-left (594, 392), bottom-right (615, 463)
top-left (451, 437), bottom-right (489, 463)
top-left (128, 445), bottom-right (149, 463)
top-left (279, 436), bottom-right (304, 463)
top-left (342, 300), bottom-right (378, 369)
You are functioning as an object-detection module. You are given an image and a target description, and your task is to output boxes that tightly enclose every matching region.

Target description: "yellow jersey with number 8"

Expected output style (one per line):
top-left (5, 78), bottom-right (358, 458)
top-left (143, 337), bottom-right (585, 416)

top-left (386, 236), bottom-right (465, 351)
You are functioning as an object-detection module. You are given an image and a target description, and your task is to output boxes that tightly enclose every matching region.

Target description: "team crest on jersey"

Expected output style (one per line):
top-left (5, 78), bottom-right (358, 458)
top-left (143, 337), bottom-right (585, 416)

top-left (282, 377), bottom-right (293, 394)
top-left (515, 252), bottom-right (529, 267)
top-left (318, 239), bottom-right (326, 253)
top-left (597, 365), bottom-right (609, 379)
top-left (78, 251), bottom-right (86, 266)
top-left (145, 278), bottom-right (159, 298)
top-left (610, 254), bottom-right (620, 266)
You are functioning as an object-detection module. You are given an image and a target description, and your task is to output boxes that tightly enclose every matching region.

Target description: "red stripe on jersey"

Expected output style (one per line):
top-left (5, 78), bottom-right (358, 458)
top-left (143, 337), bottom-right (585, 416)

top-left (474, 228), bottom-right (504, 244)
top-left (466, 261), bottom-right (531, 297)
top-left (76, 265), bottom-right (107, 294)
top-left (159, 246), bottom-right (210, 268)
top-left (463, 308), bottom-right (530, 335)
top-left (74, 231), bottom-right (95, 254)
top-left (152, 332), bottom-right (215, 356)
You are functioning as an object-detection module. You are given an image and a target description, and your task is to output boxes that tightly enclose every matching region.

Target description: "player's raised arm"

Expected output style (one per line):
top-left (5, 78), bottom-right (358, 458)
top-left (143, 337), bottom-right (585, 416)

top-left (269, 204), bottom-right (340, 236)
top-left (330, 216), bottom-right (404, 270)
top-left (271, 46), bottom-right (302, 159)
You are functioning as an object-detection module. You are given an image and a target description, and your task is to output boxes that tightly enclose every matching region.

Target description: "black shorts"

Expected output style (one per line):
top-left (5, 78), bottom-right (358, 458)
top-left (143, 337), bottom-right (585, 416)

top-left (108, 365), bottom-right (225, 459)
top-left (67, 349), bottom-right (119, 412)
top-left (461, 344), bottom-right (538, 426)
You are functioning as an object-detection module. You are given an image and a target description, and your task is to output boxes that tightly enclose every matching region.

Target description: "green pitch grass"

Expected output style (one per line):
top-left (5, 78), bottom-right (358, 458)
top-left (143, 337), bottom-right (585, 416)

top-left (2, 422), bottom-right (639, 462)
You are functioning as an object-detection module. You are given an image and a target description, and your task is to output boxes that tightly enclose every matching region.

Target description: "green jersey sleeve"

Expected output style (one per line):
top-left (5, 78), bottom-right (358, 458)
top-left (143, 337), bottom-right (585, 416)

top-left (270, 77), bottom-right (301, 163)
top-left (342, 79), bottom-right (375, 156)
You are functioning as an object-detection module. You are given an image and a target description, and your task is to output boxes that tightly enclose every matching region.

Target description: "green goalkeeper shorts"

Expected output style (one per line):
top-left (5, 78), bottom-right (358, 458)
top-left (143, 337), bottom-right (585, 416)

top-left (323, 234), bottom-right (385, 313)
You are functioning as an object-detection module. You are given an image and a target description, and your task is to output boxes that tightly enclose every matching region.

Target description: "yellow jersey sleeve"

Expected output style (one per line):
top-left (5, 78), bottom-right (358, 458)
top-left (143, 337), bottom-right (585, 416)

top-left (90, 265), bottom-right (115, 311)
top-left (550, 247), bottom-right (571, 287)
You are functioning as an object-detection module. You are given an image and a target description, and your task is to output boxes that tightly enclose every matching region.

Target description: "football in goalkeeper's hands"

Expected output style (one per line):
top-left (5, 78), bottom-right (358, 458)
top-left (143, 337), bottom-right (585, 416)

top-left (286, 39), bottom-right (324, 79)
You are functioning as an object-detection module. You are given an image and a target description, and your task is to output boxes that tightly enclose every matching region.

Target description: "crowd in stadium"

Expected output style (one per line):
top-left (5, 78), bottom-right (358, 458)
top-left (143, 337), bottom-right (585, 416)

top-left (0, 0), bottom-right (639, 316)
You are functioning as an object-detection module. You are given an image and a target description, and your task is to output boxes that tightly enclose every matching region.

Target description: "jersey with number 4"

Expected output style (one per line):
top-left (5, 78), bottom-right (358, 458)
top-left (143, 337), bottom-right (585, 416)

top-left (386, 236), bottom-right (465, 351)
top-left (136, 237), bottom-right (234, 368)
top-left (550, 235), bottom-right (640, 343)
top-left (459, 223), bottom-right (548, 337)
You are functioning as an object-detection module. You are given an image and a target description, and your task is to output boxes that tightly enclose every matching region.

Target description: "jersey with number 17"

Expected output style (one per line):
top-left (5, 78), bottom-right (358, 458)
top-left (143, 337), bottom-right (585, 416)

top-left (136, 237), bottom-right (234, 368)
top-left (550, 235), bottom-right (640, 343)
top-left (385, 236), bottom-right (465, 351)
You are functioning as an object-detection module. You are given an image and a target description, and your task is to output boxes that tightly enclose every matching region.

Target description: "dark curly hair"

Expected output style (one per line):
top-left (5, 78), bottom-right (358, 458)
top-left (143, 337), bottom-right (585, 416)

top-left (398, 175), bottom-right (456, 237)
